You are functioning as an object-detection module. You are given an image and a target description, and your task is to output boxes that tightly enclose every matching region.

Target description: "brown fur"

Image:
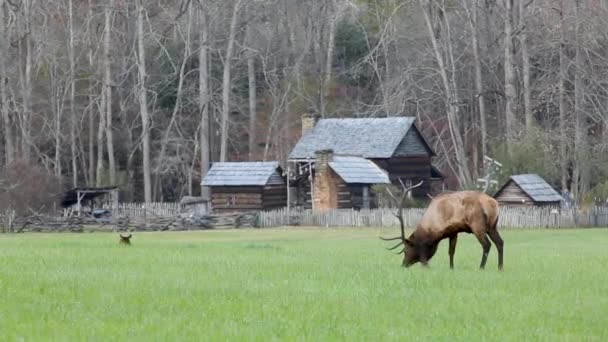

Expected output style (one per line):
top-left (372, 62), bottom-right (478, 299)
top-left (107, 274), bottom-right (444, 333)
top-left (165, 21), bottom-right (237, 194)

top-left (119, 233), bottom-right (132, 245)
top-left (397, 191), bottom-right (503, 270)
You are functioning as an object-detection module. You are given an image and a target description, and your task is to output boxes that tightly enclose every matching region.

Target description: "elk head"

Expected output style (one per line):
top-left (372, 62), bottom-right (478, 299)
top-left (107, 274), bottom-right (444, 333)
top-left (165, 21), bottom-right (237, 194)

top-left (119, 233), bottom-right (132, 245)
top-left (379, 180), bottom-right (424, 267)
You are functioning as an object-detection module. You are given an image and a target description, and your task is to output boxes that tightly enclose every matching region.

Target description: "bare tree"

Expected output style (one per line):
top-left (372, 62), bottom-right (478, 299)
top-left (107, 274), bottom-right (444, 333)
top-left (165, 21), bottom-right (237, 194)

top-left (137, 0), bottom-right (152, 202)
top-left (87, 0), bottom-right (96, 186)
top-left (503, 0), bottom-right (517, 151)
top-left (419, 0), bottom-right (471, 186)
top-left (156, 0), bottom-right (193, 189)
top-left (572, 0), bottom-right (588, 200)
top-left (246, 21), bottom-right (257, 161)
top-left (0, 0), bottom-right (14, 164)
top-left (104, 0), bottom-right (116, 186)
top-left (319, 0), bottom-right (337, 118)
top-left (463, 0), bottom-right (488, 164)
top-left (67, 0), bottom-right (77, 187)
top-left (520, 0), bottom-right (534, 131)
top-left (219, 0), bottom-right (245, 162)
top-left (558, 0), bottom-right (568, 191)
top-left (19, 0), bottom-right (34, 160)
top-left (198, 0), bottom-right (210, 199)
top-left (96, 88), bottom-right (106, 186)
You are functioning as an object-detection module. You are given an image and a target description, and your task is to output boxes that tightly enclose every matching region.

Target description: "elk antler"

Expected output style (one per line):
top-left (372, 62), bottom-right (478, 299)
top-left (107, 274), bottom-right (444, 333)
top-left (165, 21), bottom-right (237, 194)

top-left (380, 180), bottom-right (423, 254)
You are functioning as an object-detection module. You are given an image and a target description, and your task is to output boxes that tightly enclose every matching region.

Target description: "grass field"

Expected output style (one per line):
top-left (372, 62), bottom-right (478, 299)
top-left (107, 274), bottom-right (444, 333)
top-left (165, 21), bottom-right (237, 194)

top-left (1, 228), bottom-right (607, 341)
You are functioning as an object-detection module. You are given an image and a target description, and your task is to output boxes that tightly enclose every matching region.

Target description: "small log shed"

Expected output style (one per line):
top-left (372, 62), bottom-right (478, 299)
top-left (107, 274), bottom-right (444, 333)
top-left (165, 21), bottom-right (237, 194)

top-left (61, 186), bottom-right (119, 216)
top-left (201, 162), bottom-right (287, 213)
top-left (493, 174), bottom-right (562, 207)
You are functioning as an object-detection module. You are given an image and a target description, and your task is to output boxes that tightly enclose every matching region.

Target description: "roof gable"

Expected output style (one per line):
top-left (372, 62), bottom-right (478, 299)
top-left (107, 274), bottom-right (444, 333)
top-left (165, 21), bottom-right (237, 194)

top-left (495, 174), bottom-right (562, 203)
top-left (393, 125), bottom-right (435, 157)
top-left (328, 156), bottom-right (390, 184)
top-left (288, 117), bottom-right (416, 159)
top-left (201, 162), bottom-right (282, 186)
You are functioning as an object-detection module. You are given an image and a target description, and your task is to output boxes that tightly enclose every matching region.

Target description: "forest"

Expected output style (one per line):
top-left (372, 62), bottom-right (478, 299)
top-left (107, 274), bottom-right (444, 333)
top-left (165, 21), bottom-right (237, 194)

top-left (0, 0), bottom-right (607, 206)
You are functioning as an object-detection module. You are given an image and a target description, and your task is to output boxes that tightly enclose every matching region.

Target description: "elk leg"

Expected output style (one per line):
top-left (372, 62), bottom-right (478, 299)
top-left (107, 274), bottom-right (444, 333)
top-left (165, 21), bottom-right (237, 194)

top-left (448, 234), bottom-right (458, 269)
top-left (488, 229), bottom-right (504, 271)
top-left (474, 231), bottom-right (492, 270)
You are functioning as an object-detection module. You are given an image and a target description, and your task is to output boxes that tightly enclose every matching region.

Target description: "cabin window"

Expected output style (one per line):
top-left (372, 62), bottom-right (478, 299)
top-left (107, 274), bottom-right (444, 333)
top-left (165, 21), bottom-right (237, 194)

top-left (405, 179), bottom-right (413, 199)
top-left (227, 195), bottom-right (236, 207)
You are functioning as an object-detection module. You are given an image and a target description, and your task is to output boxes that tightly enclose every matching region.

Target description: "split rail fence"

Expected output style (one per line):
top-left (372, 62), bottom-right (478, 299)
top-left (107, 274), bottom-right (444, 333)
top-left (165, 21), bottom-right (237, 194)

top-left (258, 206), bottom-right (608, 229)
top-left (102, 202), bottom-right (182, 218)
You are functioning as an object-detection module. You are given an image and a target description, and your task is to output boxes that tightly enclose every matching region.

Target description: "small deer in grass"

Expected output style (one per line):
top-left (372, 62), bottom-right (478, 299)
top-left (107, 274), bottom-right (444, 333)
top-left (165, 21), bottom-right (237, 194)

top-left (381, 181), bottom-right (503, 270)
top-left (119, 233), bottom-right (132, 245)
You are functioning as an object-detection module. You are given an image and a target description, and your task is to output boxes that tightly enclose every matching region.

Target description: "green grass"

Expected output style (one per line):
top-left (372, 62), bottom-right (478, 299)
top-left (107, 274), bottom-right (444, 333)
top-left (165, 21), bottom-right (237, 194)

top-left (1, 228), bottom-right (607, 341)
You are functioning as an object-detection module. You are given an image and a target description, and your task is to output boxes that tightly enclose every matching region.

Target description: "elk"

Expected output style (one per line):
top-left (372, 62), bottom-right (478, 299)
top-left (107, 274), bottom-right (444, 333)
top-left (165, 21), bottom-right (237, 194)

top-left (381, 181), bottom-right (503, 270)
top-left (119, 233), bottom-right (132, 245)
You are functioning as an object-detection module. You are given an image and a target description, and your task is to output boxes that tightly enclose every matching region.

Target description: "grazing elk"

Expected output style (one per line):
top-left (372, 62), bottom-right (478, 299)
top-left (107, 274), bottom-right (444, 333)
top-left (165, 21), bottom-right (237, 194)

top-left (119, 233), bottom-right (132, 245)
top-left (381, 182), bottom-right (503, 270)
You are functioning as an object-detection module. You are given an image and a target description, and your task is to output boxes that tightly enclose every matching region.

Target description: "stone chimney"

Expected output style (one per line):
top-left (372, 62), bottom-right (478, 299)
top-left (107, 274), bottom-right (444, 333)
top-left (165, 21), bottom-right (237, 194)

top-left (313, 149), bottom-right (338, 211)
top-left (301, 113), bottom-right (317, 136)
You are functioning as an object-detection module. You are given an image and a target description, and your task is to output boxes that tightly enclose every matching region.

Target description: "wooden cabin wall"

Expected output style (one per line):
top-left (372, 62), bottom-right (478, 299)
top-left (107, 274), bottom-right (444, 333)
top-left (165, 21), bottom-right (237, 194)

top-left (338, 182), bottom-right (353, 209)
top-left (298, 183), bottom-right (382, 210)
top-left (298, 178), bottom-right (353, 209)
top-left (373, 156), bottom-right (432, 198)
top-left (262, 184), bottom-right (287, 210)
top-left (210, 186), bottom-right (264, 213)
top-left (494, 181), bottom-right (533, 206)
top-left (261, 169), bottom-right (288, 210)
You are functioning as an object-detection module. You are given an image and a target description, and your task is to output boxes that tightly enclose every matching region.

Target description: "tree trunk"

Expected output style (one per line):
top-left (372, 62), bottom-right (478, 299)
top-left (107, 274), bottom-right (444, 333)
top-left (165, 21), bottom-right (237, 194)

top-left (464, 0), bottom-right (487, 166)
top-left (572, 0), bottom-right (587, 201)
top-left (246, 24), bottom-right (257, 161)
top-left (219, 0), bottom-right (241, 162)
top-left (520, 0), bottom-right (533, 131)
top-left (137, 0), bottom-right (152, 203)
top-left (320, 1), bottom-right (337, 118)
top-left (20, 0), bottom-right (33, 160)
top-left (52, 59), bottom-right (62, 177)
top-left (419, 0), bottom-right (471, 187)
top-left (96, 93), bottom-right (106, 186)
top-left (68, 0), bottom-right (77, 186)
top-left (0, 0), bottom-right (14, 164)
top-left (558, 0), bottom-right (568, 191)
top-left (88, 0), bottom-right (95, 186)
top-left (199, 2), bottom-right (210, 199)
top-left (504, 0), bottom-right (517, 151)
top-left (104, 0), bottom-right (116, 186)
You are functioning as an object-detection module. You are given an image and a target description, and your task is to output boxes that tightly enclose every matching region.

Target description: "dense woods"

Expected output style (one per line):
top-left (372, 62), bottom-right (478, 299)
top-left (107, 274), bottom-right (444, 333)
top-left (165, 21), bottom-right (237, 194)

top-left (0, 0), bottom-right (607, 205)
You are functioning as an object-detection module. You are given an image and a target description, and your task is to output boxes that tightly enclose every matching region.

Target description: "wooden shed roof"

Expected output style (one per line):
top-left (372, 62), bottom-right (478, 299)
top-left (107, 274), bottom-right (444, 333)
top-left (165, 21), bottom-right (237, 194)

top-left (61, 186), bottom-right (118, 207)
top-left (495, 174), bottom-right (562, 203)
top-left (201, 162), bottom-right (282, 186)
top-left (289, 117), bottom-right (435, 159)
top-left (328, 156), bottom-right (390, 184)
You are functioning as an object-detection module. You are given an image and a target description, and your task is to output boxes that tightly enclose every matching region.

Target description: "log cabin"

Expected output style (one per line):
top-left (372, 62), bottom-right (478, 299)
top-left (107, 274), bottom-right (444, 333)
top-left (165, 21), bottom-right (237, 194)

top-left (201, 162), bottom-right (287, 213)
top-left (288, 115), bottom-right (444, 209)
top-left (493, 174), bottom-right (562, 207)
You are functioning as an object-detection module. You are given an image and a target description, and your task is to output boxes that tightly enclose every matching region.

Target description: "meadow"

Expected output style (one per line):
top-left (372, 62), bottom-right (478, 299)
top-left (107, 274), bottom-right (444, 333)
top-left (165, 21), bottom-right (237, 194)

top-left (1, 227), bottom-right (607, 341)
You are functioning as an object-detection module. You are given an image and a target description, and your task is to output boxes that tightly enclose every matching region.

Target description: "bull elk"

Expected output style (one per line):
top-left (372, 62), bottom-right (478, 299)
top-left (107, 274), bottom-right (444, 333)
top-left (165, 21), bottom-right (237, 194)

top-left (381, 182), bottom-right (503, 270)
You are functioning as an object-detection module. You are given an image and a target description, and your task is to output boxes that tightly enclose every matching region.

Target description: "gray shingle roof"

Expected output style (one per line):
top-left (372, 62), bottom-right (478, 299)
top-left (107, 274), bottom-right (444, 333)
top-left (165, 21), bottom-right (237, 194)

top-left (510, 174), bottom-right (562, 202)
top-left (329, 156), bottom-right (390, 184)
top-left (201, 162), bottom-right (280, 186)
top-left (289, 117), bottom-right (417, 159)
